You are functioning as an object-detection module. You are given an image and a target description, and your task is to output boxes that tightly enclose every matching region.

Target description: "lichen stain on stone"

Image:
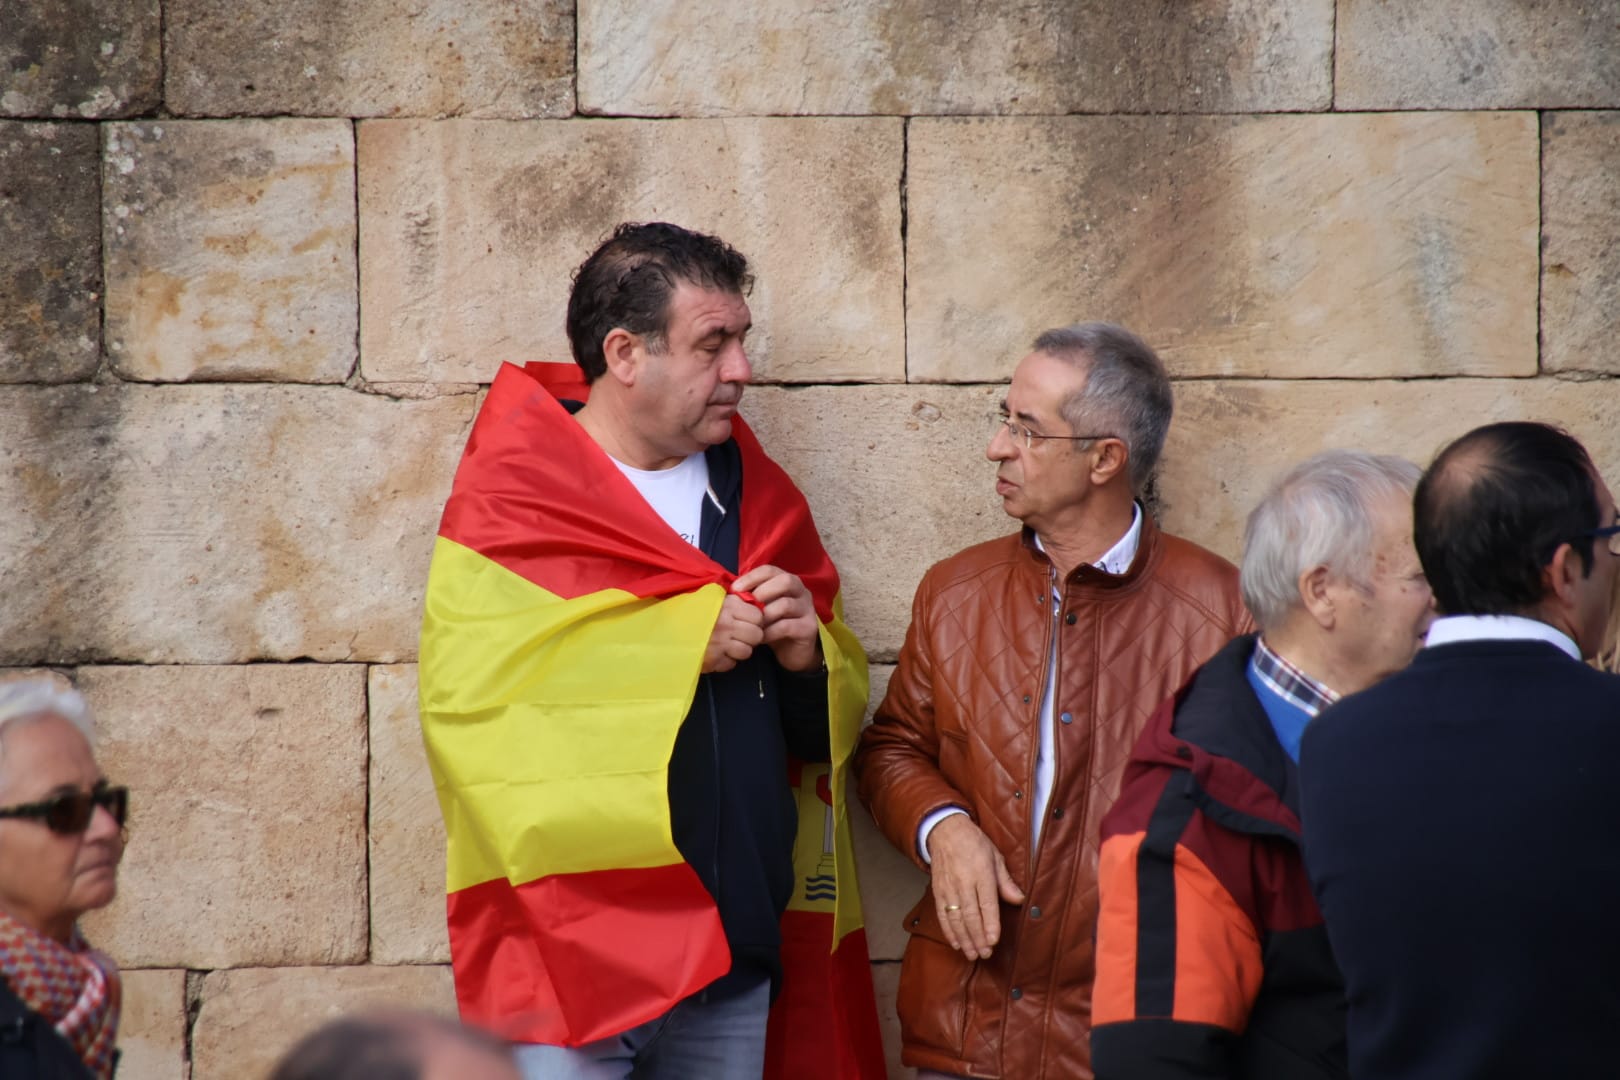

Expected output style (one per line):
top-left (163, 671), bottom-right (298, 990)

top-left (202, 232), bottom-right (276, 257)
top-left (131, 269), bottom-right (187, 323)
top-left (489, 154), bottom-right (627, 255)
top-left (289, 225), bottom-right (346, 256)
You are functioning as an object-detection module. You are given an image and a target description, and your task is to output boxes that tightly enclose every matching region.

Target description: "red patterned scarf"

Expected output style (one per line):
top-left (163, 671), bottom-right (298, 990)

top-left (0, 909), bottom-right (120, 1078)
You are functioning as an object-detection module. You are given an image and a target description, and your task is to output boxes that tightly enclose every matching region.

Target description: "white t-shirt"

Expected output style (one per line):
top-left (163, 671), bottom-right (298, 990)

top-left (610, 452), bottom-right (710, 548)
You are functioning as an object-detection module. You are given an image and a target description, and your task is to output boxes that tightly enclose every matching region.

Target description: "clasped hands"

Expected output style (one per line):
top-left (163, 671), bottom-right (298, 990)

top-left (701, 564), bottom-right (821, 674)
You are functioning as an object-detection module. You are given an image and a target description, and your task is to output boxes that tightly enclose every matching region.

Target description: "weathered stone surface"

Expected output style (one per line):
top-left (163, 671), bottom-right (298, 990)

top-left (103, 120), bottom-right (356, 383)
top-left (871, 961), bottom-right (908, 1078)
top-left (579, 0), bottom-right (1332, 116)
top-left (0, 0), bottom-right (161, 117)
top-left (1543, 113), bottom-right (1620, 374)
top-left (118, 969), bottom-right (186, 1080)
top-left (358, 119), bottom-right (904, 384)
top-left (191, 965), bottom-right (455, 1080)
top-left (907, 113), bottom-right (1539, 382)
top-left (744, 387), bottom-right (1010, 661)
top-left (370, 664), bottom-right (451, 964)
top-left (0, 385), bottom-right (473, 665)
top-left (165, 0), bottom-right (573, 119)
top-left (1161, 378), bottom-right (1620, 564)
top-left (1337, 0), bottom-right (1620, 110)
top-left (0, 122), bottom-right (99, 382)
top-left (78, 665), bottom-right (367, 967)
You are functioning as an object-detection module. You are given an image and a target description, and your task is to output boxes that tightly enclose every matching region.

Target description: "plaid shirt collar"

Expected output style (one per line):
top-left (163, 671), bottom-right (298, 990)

top-left (1251, 635), bottom-right (1339, 717)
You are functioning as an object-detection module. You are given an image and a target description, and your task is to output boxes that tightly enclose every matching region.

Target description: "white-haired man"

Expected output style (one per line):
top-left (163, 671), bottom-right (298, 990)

top-left (1090, 450), bottom-right (1433, 1080)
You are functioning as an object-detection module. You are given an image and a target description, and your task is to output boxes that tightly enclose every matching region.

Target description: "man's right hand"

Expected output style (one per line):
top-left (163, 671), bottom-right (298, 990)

top-left (926, 814), bottom-right (1026, 960)
top-left (702, 594), bottom-right (766, 673)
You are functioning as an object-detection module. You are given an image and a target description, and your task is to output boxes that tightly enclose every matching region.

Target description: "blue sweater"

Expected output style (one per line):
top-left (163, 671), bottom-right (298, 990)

top-left (1299, 639), bottom-right (1620, 1080)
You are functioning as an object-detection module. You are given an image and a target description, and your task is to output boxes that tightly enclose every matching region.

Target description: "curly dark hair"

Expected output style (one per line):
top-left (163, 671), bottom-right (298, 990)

top-left (565, 222), bottom-right (753, 382)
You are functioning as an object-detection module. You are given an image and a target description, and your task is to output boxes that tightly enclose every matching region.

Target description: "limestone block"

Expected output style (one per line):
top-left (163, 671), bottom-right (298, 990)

top-left (0, 122), bottom-right (99, 382)
top-left (1160, 379), bottom-right (1620, 565)
top-left (1542, 113), bottom-right (1620, 374)
top-left (370, 664), bottom-right (451, 964)
top-left (191, 965), bottom-right (455, 1080)
top-left (1337, 0), bottom-right (1620, 110)
top-left (578, 0), bottom-right (1332, 116)
top-left (78, 665), bottom-right (368, 968)
top-left (907, 113), bottom-right (1539, 382)
top-left (117, 969), bottom-right (186, 1080)
top-left (0, 0), bottom-right (160, 118)
top-left (357, 118), bottom-right (904, 384)
top-left (0, 384), bottom-right (474, 665)
top-left (744, 386), bottom-right (1011, 662)
top-left (870, 961), bottom-right (909, 1078)
top-left (103, 120), bottom-right (356, 383)
top-left (165, 0), bottom-right (573, 119)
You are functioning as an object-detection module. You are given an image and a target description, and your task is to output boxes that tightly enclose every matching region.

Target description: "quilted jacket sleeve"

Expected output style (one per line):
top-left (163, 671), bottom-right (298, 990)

top-left (1091, 770), bottom-right (1264, 1079)
top-left (854, 569), bottom-right (974, 869)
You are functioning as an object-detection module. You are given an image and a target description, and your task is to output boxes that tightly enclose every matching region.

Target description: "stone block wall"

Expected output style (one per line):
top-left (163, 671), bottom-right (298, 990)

top-left (2, 2), bottom-right (1617, 1076)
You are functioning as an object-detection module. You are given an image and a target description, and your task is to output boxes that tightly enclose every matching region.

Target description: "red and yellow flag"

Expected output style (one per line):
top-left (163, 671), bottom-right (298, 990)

top-left (419, 362), bottom-right (883, 1075)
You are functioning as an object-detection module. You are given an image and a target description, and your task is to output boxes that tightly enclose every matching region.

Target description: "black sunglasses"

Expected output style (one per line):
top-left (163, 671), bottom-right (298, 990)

top-left (0, 784), bottom-right (128, 835)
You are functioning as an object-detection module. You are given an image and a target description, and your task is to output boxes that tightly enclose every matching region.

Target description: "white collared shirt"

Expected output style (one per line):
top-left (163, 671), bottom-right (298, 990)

top-left (1424, 614), bottom-right (1581, 661)
top-left (918, 504), bottom-right (1144, 862)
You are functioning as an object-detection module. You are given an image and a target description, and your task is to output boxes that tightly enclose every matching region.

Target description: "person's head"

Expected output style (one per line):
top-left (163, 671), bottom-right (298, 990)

top-left (1242, 450), bottom-right (1432, 694)
top-left (988, 322), bottom-right (1172, 531)
top-left (0, 677), bottom-right (125, 942)
top-left (566, 222), bottom-right (756, 464)
top-left (1415, 421), bottom-right (1619, 658)
top-left (270, 1010), bottom-right (521, 1080)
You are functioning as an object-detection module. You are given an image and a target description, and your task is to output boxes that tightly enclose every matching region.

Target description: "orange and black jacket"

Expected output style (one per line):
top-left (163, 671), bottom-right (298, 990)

top-left (1091, 634), bottom-right (1347, 1080)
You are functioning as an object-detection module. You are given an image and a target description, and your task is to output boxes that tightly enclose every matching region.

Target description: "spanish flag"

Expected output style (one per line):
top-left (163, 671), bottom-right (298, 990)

top-left (419, 362), bottom-right (885, 1076)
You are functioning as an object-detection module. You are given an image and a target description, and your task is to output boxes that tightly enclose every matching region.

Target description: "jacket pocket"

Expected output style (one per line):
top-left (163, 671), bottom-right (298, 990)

top-left (896, 891), bottom-right (975, 1059)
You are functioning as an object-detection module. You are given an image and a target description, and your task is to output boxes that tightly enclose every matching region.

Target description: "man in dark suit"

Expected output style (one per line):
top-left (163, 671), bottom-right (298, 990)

top-left (1300, 421), bottom-right (1620, 1080)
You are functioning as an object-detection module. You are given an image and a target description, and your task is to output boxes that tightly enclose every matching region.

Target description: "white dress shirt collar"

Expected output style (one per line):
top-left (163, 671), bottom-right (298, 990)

top-left (1032, 502), bottom-right (1144, 576)
top-left (1424, 614), bottom-right (1580, 661)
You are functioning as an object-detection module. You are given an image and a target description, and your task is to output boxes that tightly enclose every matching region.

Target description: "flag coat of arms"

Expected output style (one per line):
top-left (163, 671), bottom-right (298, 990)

top-left (419, 361), bottom-right (886, 1077)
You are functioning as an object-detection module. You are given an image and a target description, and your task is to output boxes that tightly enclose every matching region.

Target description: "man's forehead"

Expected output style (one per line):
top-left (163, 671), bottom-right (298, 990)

top-left (671, 282), bottom-right (750, 328)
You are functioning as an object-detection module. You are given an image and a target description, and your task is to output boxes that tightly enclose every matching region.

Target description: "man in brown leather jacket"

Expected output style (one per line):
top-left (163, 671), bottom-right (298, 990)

top-left (856, 322), bottom-right (1250, 1079)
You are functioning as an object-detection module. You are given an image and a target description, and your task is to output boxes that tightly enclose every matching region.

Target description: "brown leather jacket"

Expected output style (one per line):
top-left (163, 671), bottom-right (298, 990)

top-left (856, 516), bottom-right (1250, 1079)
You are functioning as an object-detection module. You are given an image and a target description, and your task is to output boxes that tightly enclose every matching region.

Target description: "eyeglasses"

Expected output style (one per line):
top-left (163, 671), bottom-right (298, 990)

top-left (995, 417), bottom-right (1116, 451)
top-left (1581, 524), bottom-right (1620, 556)
top-left (0, 784), bottom-right (128, 835)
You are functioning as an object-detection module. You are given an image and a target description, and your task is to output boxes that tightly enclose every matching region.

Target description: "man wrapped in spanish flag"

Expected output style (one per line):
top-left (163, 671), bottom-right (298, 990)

top-left (419, 223), bottom-right (884, 1078)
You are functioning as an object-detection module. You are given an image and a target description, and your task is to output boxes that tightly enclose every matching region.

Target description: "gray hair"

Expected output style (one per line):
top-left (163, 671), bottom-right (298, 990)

top-left (1031, 322), bottom-right (1172, 494)
top-left (0, 677), bottom-right (95, 765)
top-left (1240, 450), bottom-right (1422, 630)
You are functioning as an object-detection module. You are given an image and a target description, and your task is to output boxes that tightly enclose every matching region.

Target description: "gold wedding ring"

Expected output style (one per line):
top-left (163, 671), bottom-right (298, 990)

top-left (945, 903), bottom-right (962, 911)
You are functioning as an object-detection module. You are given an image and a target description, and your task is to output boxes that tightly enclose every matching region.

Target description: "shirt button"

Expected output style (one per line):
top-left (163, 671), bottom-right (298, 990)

top-left (1022, 694), bottom-right (1032, 704)
top-left (1013, 790), bottom-right (1023, 799)
top-left (1059, 711), bottom-right (1072, 724)
top-left (1065, 612), bottom-right (1077, 626)
top-left (1052, 807), bottom-right (1064, 819)
top-left (1030, 906), bottom-right (1042, 919)
top-left (1010, 988), bottom-right (1023, 1001)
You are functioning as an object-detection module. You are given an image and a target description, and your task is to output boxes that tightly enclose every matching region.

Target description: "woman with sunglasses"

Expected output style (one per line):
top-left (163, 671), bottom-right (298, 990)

top-left (0, 677), bottom-right (127, 1079)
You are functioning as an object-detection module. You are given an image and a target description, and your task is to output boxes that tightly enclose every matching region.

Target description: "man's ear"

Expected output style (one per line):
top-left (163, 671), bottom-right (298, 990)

top-left (1087, 437), bottom-right (1130, 487)
top-left (1299, 565), bottom-right (1336, 629)
top-left (1543, 541), bottom-right (1585, 611)
top-left (600, 327), bottom-right (642, 386)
